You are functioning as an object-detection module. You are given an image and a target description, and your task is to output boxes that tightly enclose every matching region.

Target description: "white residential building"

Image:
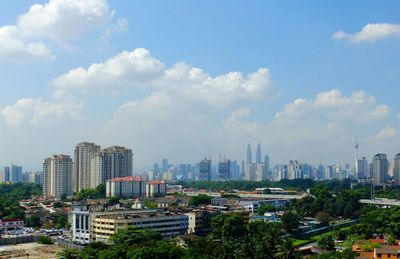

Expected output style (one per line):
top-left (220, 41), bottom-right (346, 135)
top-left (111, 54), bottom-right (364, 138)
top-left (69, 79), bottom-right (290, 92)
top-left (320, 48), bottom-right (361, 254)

top-left (43, 155), bottom-right (73, 199)
top-left (74, 142), bottom-right (101, 192)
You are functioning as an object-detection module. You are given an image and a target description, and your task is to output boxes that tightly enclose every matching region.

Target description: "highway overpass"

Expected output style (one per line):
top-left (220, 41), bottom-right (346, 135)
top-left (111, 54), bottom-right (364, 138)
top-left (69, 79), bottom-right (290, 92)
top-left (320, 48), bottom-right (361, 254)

top-left (359, 198), bottom-right (400, 206)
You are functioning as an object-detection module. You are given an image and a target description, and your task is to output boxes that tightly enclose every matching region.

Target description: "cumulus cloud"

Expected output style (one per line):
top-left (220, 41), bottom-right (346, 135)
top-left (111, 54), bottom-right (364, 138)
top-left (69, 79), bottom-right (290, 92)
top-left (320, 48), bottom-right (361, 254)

top-left (0, 98), bottom-right (82, 127)
top-left (224, 108), bottom-right (257, 134)
top-left (0, 26), bottom-right (53, 60)
top-left (333, 23), bottom-right (400, 43)
top-left (370, 126), bottom-right (399, 140)
top-left (17, 0), bottom-right (114, 41)
top-left (275, 89), bottom-right (389, 123)
top-left (0, 0), bottom-right (123, 61)
top-left (53, 48), bottom-right (165, 95)
top-left (53, 48), bottom-right (274, 106)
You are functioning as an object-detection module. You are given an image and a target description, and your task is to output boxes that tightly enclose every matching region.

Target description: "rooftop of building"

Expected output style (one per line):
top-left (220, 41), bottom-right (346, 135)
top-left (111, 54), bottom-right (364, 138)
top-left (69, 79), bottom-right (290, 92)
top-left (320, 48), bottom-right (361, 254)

top-left (108, 176), bottom-right (143, 182)
top-left (95, 211), bottom-right (185, 220)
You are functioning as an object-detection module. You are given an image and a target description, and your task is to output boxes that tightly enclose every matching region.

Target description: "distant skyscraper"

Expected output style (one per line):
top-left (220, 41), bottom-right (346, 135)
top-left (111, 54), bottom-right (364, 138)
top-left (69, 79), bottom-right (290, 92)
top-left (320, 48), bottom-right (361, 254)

top-left (354, 137), bottom-right (359, 174)
top-left (199, 158), bottom-right (212, 181)
top-left (3, 167), bottom-right (10, 182)
top-left (162, 159), bottom-right (169, 172)
top-left (74, 142), bottom-right (101, 192)
top-left (91, 146), bottom-right (133, 188)
top-left (394, 153), bottom-right (400, 186)
top-left (288, 160), bottom-right (302, 180)
top-left (245, 163), bottom-right (256, 181)
top-left (246, 144), bottom-right (252, 164)
top-left (5, 164), bottom-right (23, 183)
top-left (264, 155), bottom-right (270, 173)
top-left (218, 159), bottom-right (231, 181)
top-left (43, 155), bottom-right (73, 199)
top-left (317, 165), bottom-right (324, 180)
top-left (373, 153), bottom-right (388, 185)
top-left (256, 144), bottom-right (262, 164)
top-left (356, 157), bottom-right (368, 179)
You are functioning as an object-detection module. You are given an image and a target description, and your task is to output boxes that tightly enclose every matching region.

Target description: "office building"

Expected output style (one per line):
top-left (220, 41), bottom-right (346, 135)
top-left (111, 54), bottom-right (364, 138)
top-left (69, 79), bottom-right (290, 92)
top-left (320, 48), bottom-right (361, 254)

top-left (218, 159), bottom-right (231, 181)
top-left (71, 207), bottom-right (188, 244)
top-left (255, 163), bottom-right (266, 181)
top-left (264, 155), bottom-right (270, 174)
top-left (3, 167), bottom-right (10, 182)
top-left (287, 160), bottom-right (302, 180)
top-left (246, 144), bottom-right (252, 164)
top-left (91, 146), bottom-right (132, 188)
top-left (74, 142), bottom-right (101, 192)
top-left (4, 164), bottom-right (23, 183)
top-left (256, 144), bottom-right (262, 164)
top-left (394, 153), bottom-right (400, 186)
top-left (245, 163), bottom-right (256, 181)
top-left (162, 159), bottom-right (169, 172)
top-left (373, 153), bottom-right (388, 185)
top-left (43, 155), bottom-right (73, 199)
top-left (356, 157), bottom-right (368, 179)
top-left (199, 158), bottom-right (212, 181)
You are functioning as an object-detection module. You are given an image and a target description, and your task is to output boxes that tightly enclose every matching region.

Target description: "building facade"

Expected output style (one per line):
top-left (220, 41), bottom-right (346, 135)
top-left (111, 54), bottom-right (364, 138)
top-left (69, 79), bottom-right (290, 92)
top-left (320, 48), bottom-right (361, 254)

top-left (218, 159), bottom-right (231, 181)
top-left (199, 158), bottom-right (212, 181)
top-left (91, 146), bottom-right (133, 188)
top-left (393, 153), bottom-right (400, 186)
top-left (373, 153), bottom-right (388, 185)
top-left (43, 155), bottom-right (73, 199)
top-left (71, 207), bottom-right (188, 244)
top-left (74, 142), bottom-right (101, 192)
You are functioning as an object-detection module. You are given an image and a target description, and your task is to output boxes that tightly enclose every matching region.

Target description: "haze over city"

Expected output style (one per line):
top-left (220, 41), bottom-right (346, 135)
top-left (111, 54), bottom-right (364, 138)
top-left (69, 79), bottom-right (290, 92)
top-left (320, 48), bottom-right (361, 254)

top-left (1, 0), bottom-right (400, 170)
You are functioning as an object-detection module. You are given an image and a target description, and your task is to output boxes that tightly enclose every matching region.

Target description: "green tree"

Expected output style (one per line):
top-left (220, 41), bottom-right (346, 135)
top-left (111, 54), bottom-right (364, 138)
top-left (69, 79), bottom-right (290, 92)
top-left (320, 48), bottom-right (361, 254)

top-left (53, 201), bottom-right (63, 208)
top-left (37, 236), bottom-right (54, 245)
top-left (57, 249), bottom-right (79, 259)
top-left (111, 227), bottom-right (162, 246)
top-left (189, 194), bottom-right (212, 206)
top-left (317, 234), bottom-right (335, 251)
top-left (257, 204), bottom-right (277, 215)
top-left (95, 183), bottom-right (106, 198)
top-left (107, 196), bottom-right (120, 206)
top-left (281, 211), bottom-right (300, 233)
top-left (26, 215), bottom-right (41, 228)
top-left (211, 213), bottom-right (245, 241)
top-left (277, 238), bottom-right (297, 259)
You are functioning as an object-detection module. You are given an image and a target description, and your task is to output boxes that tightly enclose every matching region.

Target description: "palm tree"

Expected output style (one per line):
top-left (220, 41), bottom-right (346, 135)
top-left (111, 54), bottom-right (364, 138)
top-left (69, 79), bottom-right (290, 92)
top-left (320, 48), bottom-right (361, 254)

top-left (276, 238), bottom-right (298, 259)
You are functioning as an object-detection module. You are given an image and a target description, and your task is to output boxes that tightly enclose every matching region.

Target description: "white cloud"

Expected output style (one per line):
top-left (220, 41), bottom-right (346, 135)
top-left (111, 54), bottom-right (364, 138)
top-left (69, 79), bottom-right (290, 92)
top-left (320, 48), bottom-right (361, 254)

top-left (0, 0), bottom-right (123, 61)
top-left (224, 108), bottom-right (257, 134)
top-left (333, 23), bottom-right (400, 43)
top-left (0, 98), bottom-right (82, 127)
top-left (53, 48), bottom-right (274, 106)
top-left (53, 48), bottom-right (165, 96)
top-left (275, 89), bottom-right (389, 123)
top-left (0, 26), bottom-right (53, 60)
top-left (370, 126), bottom-right (399, 140)
top-left (17, 0), bottom-right (114, 41)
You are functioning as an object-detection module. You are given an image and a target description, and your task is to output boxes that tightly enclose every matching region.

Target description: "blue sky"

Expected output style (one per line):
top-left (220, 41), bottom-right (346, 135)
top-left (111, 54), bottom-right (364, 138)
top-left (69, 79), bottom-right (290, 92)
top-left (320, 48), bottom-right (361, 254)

top-left (1, 0), bottom-right (400, 170)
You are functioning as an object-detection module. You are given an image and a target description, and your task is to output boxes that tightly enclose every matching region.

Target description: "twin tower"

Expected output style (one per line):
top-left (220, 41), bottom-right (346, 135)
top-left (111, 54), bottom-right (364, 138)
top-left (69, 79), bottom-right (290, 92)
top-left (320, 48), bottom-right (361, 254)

top-left (246, 143), bottom-right (265, 164)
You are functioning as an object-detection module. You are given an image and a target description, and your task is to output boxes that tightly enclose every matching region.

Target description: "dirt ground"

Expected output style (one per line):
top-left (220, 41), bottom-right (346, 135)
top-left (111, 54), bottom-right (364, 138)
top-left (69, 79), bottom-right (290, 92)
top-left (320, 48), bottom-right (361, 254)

top-left (0, 242), bottom-right (62, 259)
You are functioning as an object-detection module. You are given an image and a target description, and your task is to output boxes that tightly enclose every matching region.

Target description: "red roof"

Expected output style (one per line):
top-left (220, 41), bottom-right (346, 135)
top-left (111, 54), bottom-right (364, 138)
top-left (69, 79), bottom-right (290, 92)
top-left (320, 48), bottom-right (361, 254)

top-left (147, 180), bottom-right (165, 185)
top-left (109, 176), bottom-right (142, 182)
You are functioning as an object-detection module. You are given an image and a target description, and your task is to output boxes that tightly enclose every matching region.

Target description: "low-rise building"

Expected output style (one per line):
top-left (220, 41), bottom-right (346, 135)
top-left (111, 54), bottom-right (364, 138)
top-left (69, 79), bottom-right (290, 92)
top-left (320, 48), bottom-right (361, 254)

top-left (71, 205), bottom-right (188, 244)
top-left (92, 211), bottom-right (188, 243)
top-left (105, 177), bottom-right (166, 198)
top-left (0, 218), bottom-right (24, 232)
top-left (185, 210), bottom-right (211, 235)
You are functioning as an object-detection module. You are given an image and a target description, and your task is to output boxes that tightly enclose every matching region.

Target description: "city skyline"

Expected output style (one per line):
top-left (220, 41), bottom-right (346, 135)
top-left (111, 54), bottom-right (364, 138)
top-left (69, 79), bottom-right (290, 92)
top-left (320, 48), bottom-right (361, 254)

top-left (1, 1), bottom-right (400, 169)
